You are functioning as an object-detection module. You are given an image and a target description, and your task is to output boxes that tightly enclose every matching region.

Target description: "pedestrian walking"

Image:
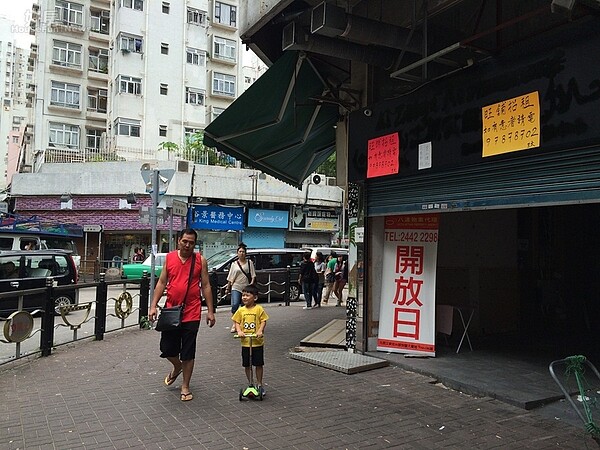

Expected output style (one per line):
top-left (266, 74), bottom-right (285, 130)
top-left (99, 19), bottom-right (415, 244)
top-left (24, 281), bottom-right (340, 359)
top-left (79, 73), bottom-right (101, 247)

top-left (313, 251), bottom-right (326, 307)
top-left (148, 228), bottom-right (216, 402)
top-left (225, 243), bottom-right (256, 332)
top-left (323, 251), bottom-right (338, 304)
top-left (334, 254), bottom-right (348, 307)
top-left (299, 250), bottom-right (318, 309)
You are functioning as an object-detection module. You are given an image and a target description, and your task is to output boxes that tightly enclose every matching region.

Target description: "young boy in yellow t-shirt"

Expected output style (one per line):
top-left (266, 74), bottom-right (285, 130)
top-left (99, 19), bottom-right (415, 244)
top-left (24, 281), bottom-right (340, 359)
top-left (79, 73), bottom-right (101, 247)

top-left (232, 284), bottom-right (269, 396)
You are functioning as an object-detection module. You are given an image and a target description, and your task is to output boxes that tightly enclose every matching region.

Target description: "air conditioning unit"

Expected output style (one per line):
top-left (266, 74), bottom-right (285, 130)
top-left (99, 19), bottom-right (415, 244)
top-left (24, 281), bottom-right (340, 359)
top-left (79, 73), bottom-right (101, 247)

top-left (311, 173), bottom-right (325, 185)
top-left (177, 160), bottom-right (189, 172)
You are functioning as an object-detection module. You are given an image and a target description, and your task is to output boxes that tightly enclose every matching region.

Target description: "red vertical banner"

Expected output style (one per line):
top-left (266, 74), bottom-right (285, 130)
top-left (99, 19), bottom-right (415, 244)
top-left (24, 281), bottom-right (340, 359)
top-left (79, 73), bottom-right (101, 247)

top-left (367, 132), bottom-right (400, 178)
top-left (377, 214), bottom-right (439, 356)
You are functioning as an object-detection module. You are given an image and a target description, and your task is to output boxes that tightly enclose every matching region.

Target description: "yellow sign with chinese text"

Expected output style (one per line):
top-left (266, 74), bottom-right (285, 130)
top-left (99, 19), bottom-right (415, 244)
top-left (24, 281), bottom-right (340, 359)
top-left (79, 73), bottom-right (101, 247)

top-left (482, 91), bottom-right (540, 157)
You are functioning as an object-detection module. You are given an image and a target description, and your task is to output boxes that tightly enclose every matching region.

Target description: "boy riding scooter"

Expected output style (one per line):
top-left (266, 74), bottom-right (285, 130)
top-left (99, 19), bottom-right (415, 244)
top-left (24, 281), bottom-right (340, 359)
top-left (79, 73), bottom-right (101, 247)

top-left (232, 284), bottom-right (269, 400)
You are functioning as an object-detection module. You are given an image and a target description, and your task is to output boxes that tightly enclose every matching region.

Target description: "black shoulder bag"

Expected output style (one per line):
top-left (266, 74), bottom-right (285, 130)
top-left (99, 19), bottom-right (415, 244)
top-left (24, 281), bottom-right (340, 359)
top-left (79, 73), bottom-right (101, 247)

top-left (155, 253), bottom-right (196, 332)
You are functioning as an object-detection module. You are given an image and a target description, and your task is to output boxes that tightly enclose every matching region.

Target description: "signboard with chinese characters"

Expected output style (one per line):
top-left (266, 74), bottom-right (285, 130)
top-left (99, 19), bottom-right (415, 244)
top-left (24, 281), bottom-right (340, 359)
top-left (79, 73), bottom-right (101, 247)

top-left (189, 205), bottom-right (244, 231)
top-left (367, 132), bottom-right (399, 178)
top-left (377, 214), bottom-right (439, 356)
top-left (290, 206), bottom-right (340, 231)
top-left (248, 208), bottom-right (289, 228)
top-left (482, 91), bottom-right (540, 157)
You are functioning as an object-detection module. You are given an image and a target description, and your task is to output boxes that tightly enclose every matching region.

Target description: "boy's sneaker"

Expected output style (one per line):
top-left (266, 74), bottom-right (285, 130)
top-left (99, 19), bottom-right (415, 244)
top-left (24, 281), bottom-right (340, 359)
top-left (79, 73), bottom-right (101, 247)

top-left (259, 386), bottom-right (266, 397)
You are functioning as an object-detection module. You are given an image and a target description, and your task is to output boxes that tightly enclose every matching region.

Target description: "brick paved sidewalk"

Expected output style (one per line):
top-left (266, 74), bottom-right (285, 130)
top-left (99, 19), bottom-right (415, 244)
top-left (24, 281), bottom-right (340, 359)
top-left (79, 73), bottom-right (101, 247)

top-left (1, 303), bottom-right (594, 449)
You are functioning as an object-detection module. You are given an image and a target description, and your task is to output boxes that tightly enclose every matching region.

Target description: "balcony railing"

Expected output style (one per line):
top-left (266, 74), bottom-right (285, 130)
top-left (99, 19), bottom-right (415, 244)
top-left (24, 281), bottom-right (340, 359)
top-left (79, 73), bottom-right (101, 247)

top-left (40, 145), bottom-right (240, 167)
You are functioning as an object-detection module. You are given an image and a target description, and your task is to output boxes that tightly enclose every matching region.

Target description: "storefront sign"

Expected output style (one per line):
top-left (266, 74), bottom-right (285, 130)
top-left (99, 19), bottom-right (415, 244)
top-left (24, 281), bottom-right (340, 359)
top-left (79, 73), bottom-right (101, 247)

top-left (377, 214), bottom-right (439, 356)
top-left (189, 205), bottom-right (244, 231)
top-left (248, 209), bottom-right (289, 228)
top-left (367, 132), bottom-right (399, 178)
top-left (171, 199), bottom-right (188, 217)
top-left (290, 206), bottom-right (340, 231)
top-left (482, 91), bottom-right (540, 157)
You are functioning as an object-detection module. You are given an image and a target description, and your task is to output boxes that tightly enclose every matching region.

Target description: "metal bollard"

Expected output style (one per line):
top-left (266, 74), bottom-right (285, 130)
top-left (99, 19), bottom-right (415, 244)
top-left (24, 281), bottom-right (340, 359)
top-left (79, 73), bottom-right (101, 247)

top-left (40, 277), bottom-right (56, 357)
top-left (284, 267), bottom-right (290, 306)
top-left (95, 273), bottom-right (108, 341)
top-left (139, 271), bottom-right (150, 327)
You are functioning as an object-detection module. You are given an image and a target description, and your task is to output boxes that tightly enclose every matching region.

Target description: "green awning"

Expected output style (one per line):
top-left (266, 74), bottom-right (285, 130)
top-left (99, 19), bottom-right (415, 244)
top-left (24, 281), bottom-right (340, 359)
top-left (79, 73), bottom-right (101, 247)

top-left (203, 51), bottom-right (338, 188)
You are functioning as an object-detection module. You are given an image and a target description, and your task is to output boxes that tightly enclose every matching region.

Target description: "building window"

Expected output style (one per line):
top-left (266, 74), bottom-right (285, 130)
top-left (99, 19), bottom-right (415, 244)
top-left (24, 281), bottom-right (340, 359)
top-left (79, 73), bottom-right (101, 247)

top-left (118, 75), bottom-right (142, 95)
top-left (159, 125), bottom-right (167, 137)
top-left (212, 106), bottom-right (225, 121)
top-left (87, 88), bottom-right (107, 113)
top-left (90, 9), bottom-right (110, 34)
top-left (54, 1), bottom-right (84, 27)
top-left (50, 81), bottom-right (80, 109)
top-left (52, 40), bottom-right (82, 68)
top-left (186, 47), bottom-right (205, 66)
top-left (213, 36), bottom-right (236, 62)
top-left (212, 72), bottom-right (236, 97)
top-left (187, 8), bottom-right (205, 25)
top-left (119, 34), bottom-right (143, 53)
top-left (162, 2), bottom-right (170, 14)
top-left (12, 136), bottom-right (19, 144)
top-left (86, 128), bottom-right (103, 150)
top-left (115, 118), bottom-right (141, 137)
top-left (160, 83), bottom-right (168, 95)
top-left (160, 43), bottom-right (169, 55)
top-left (185, 127), bottom-right (202, 142)
top-left (185, 87), bottom-right (204, 105)
top-left (49, 122), bottom-right (79, 149)
top-left (120, 0), bottom-right (143, 11)
top-left (88, 48), bottom-right (108, 73)
top-left (214, 2), bottom-right (236, 27)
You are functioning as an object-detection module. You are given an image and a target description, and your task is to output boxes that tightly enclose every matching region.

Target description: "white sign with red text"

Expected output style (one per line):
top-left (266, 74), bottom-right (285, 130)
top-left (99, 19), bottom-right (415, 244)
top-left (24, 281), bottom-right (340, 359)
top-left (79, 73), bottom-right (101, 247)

top-left (377, 214), bottom-right (439, 356)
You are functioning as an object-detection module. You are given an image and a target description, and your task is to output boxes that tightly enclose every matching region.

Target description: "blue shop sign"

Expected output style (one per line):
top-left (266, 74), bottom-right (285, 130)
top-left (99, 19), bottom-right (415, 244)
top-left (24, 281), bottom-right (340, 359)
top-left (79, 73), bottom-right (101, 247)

top-left (189, 205), bottom-right (244, 231)
top-left (247, 209), bottom-right (289, 229)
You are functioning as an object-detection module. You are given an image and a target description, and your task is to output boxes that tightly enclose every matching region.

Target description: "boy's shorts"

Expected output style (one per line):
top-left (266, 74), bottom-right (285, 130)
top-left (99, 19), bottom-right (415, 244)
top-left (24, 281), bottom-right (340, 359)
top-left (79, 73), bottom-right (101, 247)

top-left (241, 345), bottom-right (264, 367)
top-left (160, 321), bottom-right (200, 361)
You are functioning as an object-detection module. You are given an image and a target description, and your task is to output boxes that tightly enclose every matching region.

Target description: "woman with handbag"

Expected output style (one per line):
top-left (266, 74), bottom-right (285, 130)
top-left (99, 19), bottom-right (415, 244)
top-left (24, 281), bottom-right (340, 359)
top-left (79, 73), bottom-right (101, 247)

top-left (148, 228), bottom-right (216, 402)
top-left (225, 243), bottom-right (256, 332)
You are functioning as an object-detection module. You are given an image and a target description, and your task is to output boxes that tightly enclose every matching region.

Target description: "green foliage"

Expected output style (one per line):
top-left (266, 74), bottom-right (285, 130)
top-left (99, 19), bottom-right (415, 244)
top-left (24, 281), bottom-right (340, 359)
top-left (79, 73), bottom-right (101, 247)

top-left (140, 315), bottom-right (152, 330)
top-left (158, 132), bottom-right (235, 166)
top-left (316, 152), bottom-right (337, 177)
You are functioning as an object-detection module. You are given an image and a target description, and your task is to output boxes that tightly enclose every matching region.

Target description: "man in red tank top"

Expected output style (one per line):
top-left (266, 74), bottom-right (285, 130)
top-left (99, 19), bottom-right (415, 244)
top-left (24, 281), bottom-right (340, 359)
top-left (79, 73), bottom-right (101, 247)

top-left (149, 228), bottom-right (216, 401)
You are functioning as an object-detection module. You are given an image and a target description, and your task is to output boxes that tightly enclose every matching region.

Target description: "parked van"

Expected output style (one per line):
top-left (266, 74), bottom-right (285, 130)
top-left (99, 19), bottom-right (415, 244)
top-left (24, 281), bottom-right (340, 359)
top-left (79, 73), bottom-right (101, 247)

top-left (206, 248), bottom-right (305, 304)
top-left (0, 233), bottom-right (42, 251)
top-left (0, 233), bottom-right (80, 270)
top-left (0, 249), bottom-right (78, 315)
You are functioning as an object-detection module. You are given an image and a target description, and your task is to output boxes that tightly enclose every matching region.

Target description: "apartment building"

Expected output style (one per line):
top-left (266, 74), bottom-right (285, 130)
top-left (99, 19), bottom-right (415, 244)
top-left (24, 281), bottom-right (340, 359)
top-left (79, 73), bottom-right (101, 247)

top-left (0, 17), bottom-right (31, 189)
top-left (29, 0), bottom-right (242, 167)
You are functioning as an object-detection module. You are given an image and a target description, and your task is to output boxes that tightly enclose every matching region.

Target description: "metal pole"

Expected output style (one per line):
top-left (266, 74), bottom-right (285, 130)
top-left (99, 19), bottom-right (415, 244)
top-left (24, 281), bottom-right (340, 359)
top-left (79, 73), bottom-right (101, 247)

top-left (169, 207), bottom-right (174, 251)
top-left (149, 169), bottom-right (159, 303)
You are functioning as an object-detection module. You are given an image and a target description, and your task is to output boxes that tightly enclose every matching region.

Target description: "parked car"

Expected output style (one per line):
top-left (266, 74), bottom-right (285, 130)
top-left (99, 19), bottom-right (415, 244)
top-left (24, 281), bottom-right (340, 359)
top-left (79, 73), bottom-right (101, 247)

top-left (206, 248), bottom-right (305, 304)
top-left (121, 253), bottom-right (167, 279)
top-left (0, 249), bottom-right (78, 316)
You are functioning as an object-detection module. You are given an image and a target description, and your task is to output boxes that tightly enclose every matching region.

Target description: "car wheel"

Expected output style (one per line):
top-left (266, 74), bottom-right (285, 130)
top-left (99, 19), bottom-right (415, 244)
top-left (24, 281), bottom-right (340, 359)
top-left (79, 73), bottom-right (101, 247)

top-left (289, 283), bottom-right (300, 302)
top-left (54, 295), bottom-right (74, 315)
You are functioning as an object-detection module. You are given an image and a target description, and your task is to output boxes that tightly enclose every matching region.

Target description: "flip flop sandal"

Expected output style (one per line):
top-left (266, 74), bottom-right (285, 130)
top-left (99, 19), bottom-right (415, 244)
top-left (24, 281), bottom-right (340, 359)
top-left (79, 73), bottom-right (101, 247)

top-left (164, 369), bottom-right (182, 386)
top-left (180, 392), bottom-right (193, 402)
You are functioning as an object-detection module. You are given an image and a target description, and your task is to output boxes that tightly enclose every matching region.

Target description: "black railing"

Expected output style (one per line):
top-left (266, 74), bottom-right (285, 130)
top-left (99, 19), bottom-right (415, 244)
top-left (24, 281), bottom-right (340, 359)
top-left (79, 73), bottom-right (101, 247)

top-left (0, 273), bottom-right (149, 366)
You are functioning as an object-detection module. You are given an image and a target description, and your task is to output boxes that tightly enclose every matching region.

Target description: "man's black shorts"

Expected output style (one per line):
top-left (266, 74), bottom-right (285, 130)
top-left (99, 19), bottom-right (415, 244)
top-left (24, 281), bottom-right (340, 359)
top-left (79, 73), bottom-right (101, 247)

top-left (160, 321), bottom-right (200, 361)
top-left (241, 345), bottom-right (264, 367)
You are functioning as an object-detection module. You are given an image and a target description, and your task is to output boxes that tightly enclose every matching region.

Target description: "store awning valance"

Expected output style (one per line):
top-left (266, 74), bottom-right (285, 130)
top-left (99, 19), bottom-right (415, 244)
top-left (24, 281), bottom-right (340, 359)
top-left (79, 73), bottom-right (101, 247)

top-left (203, 51), bottom-right (338, 188)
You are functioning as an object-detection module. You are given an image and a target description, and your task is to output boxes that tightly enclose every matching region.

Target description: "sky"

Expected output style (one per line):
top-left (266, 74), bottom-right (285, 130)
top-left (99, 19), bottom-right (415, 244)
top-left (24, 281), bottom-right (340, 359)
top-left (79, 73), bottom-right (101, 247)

top-left (0, 2), bottom-right (35, 47)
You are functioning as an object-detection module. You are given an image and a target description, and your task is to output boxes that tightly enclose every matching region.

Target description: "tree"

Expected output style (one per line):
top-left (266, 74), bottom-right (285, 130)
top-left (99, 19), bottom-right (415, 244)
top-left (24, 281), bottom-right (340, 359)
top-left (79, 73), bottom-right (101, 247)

top-left (316, 152), bottom-right (336, 177)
